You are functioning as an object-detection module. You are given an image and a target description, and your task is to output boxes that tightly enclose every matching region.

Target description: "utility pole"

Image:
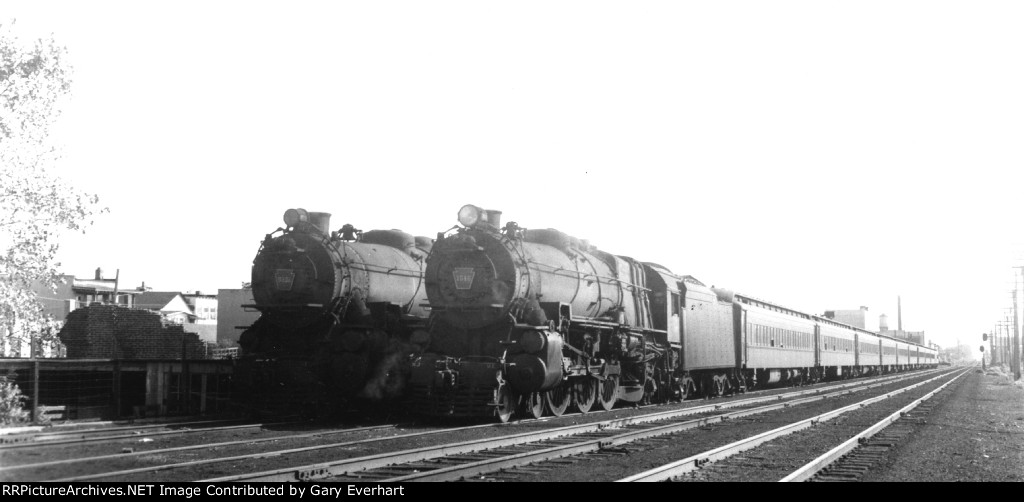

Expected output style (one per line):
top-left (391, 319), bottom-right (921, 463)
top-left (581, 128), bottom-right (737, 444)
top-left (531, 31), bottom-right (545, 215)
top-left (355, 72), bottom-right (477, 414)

top-left (1006, 316), bottom-right (1013, 367)
top-left (989, 331), bottom-right (994, 367)
top-left (1013, 266), bottom-right (1022, 380)
top-left (992, 323), bottom-right (999, 365)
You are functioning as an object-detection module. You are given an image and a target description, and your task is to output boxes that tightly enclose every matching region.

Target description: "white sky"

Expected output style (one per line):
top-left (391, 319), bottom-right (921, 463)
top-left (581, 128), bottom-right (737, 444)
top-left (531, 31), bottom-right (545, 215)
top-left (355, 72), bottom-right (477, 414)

top-left (6, 1), bottom-right (1023, 352)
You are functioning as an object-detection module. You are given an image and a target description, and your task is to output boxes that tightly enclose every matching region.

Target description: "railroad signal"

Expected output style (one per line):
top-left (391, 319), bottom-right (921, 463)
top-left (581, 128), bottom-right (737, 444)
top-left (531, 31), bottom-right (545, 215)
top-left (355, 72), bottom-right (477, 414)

top-left (982, 333), bottom-right (988, 341)
top-left (980, 345), bottom-right (985, 352)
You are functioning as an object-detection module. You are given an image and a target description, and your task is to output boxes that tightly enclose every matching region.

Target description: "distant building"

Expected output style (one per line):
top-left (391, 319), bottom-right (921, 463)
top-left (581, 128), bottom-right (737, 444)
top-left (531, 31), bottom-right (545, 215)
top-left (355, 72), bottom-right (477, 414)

top-left (30, 274), bottom-right (77, 323)
top-left (182, 292), bottom-right (218, 344)
top-left (133, 291), bottom-right (194, 325)
top-left (875, 295), bottom-right (926, 345)
top-left (33, 268), bottom-right (139, 321)
top-left (3, 268), bottom-right (138, 357)
top-left (882, 329), bottom-right (927, 345)
top-left (823, 306), bottom-right (879, 332)
top-left (71, 268), bottom-right (138, 308)
top-left (133, 291), bottom-right (223, 345)
top-left (183, 293), bottom-right (218, 324)
top-left (217, 288), bottom-right (260, 347)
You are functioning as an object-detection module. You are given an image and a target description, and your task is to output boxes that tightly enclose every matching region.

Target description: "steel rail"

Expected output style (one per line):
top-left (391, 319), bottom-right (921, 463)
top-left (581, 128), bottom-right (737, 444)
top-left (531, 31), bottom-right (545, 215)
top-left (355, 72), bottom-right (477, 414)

top-left (201, 369), bottom-right (951, 482)
top-left (51, 422), bottom-right (474, 482)
top-left (0, 420), bottom-right (300, 450)
top-left (617, 368), bottom-right (968, 482)
top-left (778, 368), bottom-right (970, 482)
top-left (373, 370), bottom-right (954, 482)
top-left (0, 424), bottom-right (398, 476)
top-left (42, 368), bottom-right (939, 482)
top-left (0, 418), bottom-right (259, 446)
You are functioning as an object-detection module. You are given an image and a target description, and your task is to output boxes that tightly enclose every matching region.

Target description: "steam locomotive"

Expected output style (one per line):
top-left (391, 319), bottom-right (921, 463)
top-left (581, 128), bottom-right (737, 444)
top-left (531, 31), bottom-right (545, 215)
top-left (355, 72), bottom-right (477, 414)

top-left (236, 208), bottom-right (433, 411)
top-left (407, 205), bottom-right (938, 421)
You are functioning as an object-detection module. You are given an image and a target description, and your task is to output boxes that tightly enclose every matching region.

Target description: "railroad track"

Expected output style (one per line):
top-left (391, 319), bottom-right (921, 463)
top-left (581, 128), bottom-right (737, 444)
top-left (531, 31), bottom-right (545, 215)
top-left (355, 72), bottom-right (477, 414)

top-left (194, 369), bottom-right (953, 482)
top-left (1, 369), bottom-right (947, 482)
top-left (1, 423), bottom-right (402, 482)
top-left (0, 417), bottom-right (266, 446)
top-left (620, 367), bottom-right (969, 482)
top-left (0, 418), bottom-right (304, 450)
top-left (781, 369), bottom-right (968, 482)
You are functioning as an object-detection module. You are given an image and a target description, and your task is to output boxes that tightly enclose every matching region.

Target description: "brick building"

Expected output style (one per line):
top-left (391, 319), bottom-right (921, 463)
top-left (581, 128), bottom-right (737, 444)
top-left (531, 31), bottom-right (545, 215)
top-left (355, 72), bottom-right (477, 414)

top-left (58, 304), bottom-right (207, 359)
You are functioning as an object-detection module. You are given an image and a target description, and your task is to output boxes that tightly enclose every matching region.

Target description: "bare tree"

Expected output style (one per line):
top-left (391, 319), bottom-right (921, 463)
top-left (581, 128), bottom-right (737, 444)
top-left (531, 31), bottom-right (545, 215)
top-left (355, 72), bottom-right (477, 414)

top-left (1, 20), bottom-right (105, 355)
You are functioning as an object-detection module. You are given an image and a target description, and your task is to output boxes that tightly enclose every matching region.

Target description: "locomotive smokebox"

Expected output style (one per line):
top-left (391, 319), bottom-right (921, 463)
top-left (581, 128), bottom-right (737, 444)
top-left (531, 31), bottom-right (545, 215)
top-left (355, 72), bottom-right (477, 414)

top-left (309, 212), bottom-right (331, 236)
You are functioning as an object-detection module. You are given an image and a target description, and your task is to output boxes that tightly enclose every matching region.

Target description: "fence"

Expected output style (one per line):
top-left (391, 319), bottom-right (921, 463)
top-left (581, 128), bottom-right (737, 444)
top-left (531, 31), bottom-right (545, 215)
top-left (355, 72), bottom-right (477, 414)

top-left (0, 358), bottom-right (235, 423)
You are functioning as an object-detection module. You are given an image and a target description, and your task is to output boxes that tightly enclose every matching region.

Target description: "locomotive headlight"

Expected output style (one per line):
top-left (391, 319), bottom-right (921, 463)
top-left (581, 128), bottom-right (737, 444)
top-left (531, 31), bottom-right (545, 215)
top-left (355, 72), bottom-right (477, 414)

top-left (283, 208), bottom-right (309, 227)
top-left (457, 204), bottom-right (483, 227)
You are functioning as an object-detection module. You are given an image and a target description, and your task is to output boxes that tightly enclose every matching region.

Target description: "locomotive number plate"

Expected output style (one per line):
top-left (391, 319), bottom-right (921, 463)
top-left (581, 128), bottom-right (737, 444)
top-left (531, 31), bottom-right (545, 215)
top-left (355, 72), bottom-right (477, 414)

top-left (453, 267), bottom-right (476, 290)
top-left (275, 269), bottom-right (295, 291)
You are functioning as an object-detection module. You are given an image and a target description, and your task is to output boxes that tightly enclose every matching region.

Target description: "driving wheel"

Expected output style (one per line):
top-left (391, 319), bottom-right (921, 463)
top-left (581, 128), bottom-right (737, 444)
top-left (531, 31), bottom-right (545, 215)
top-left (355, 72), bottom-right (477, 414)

top-left (495, 383), bottom-right (514, 423)
top-left (572, 377), bottom-right (596, 414)
top-left (544, 383), bottom-right (571, 417)
top-left (597, 375), bottom-right (618, 411)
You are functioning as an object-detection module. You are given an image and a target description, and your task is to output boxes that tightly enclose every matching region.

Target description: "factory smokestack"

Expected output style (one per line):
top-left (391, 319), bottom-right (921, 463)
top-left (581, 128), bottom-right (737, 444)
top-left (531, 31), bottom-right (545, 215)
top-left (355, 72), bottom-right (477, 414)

top-left (897, 296), bottom-right (903, 332)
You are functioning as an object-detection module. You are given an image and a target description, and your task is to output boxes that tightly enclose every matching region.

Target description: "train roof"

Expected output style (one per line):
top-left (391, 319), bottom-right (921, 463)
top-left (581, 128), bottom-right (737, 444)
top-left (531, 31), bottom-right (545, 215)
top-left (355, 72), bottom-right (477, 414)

top-left (727, 295), bottom-right (934, 351)
top-left (812, 314), bottom-right (933, 349)
top-left (732, 292), bottom-right (814, 319)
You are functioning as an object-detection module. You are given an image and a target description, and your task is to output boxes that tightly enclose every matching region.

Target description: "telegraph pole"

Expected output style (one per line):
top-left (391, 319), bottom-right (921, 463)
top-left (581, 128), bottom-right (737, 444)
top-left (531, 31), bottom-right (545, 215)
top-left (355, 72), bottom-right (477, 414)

top-left (988, 325), bottom-right (994, 365)
top-left (1013, 266), bottom-right (1022, 380)
top-left (992, 323), bottom-right (998, 365)
top-left (1007, 315), bottom-right (1013, 367)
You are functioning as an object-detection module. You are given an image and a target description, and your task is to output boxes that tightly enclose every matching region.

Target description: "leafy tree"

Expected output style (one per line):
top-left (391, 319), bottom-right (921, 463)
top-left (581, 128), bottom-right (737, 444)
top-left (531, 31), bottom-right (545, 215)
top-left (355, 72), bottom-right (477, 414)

top-left (1, 20), bottom-right (105, 355)
top-left (0, 372), bottom-right (29, 424)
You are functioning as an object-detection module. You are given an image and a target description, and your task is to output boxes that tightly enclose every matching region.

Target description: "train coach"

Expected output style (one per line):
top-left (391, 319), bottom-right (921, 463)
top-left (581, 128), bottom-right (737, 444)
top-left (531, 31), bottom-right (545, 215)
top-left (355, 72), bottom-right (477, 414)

top-left (235, 208), bottom-right (433, 412)
top-left (406, 205), bottom-right (938, 421)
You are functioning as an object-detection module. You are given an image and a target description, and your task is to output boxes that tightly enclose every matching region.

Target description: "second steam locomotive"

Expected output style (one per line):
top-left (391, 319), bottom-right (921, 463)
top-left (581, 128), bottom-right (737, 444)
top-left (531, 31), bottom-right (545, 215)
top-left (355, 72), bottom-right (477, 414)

top-left (407, 205), bottom-right (938, 421)
top-left (236, 208), bottom-right (433, 410)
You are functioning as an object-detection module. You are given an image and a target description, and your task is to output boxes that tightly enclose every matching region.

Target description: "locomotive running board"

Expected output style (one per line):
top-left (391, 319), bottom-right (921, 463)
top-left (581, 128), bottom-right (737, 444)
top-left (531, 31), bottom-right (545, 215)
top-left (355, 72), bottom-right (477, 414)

top-left (241, 303), bottom-right (324, 310)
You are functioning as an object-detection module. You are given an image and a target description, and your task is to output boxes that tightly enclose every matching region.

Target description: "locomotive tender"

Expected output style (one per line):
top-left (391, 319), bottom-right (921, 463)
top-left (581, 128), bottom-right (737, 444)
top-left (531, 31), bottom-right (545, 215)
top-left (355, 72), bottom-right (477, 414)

top-left (236, 208), bottom-right (433, 410)
top-left (408, 204), bottom-right (937, 421)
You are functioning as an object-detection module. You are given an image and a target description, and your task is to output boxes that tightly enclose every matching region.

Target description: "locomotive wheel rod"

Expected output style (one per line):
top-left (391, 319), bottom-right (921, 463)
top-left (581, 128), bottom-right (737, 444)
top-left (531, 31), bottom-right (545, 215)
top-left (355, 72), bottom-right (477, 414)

top-left (198, 368), bottom-right (949, 482)
top-left (618, 368), bottom-right (969, 482)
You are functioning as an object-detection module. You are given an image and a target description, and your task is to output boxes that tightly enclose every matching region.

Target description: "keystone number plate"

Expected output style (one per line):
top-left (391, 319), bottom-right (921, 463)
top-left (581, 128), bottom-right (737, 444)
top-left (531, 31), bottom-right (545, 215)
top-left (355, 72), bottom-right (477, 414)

top-left (452, 267), bottom-right (476, 290)
top-left (275, 269), bottom-right (295, 291)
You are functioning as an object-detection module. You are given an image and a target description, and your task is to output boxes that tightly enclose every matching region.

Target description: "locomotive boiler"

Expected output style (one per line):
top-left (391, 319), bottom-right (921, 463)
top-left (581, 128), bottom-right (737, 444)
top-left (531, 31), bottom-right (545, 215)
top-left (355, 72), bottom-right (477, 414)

top-left (410, 205), bottom-right (674, 421)
top-left (236, 208), bottom-right (432, 411)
